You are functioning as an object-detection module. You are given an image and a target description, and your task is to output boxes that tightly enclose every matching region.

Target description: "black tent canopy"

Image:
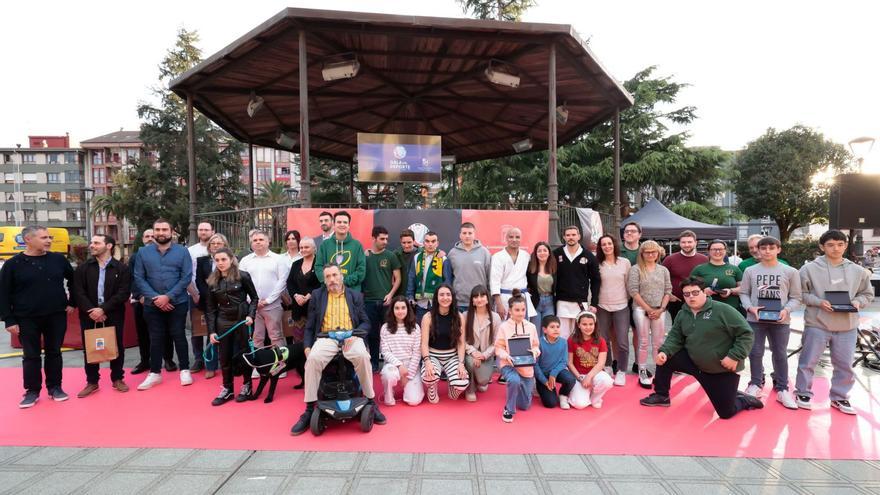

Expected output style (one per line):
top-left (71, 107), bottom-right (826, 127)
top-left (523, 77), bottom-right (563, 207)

top-left (622, 198), bottom-right (736, 240)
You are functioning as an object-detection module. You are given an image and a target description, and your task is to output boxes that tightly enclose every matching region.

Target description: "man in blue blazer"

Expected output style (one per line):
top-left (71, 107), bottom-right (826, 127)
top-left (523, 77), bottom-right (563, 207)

top-left (291, 263), bottom-right (386, 435)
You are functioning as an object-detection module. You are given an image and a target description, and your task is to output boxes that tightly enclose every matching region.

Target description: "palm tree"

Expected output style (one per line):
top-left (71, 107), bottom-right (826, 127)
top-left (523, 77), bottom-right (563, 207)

top-left (256, 180), bottom-right (288, 206)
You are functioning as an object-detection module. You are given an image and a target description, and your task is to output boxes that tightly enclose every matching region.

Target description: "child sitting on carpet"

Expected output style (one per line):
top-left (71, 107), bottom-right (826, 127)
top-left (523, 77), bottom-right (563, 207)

top-left (535, 315), bottom-right (577, 409)
top-left (494, 290), bottom-right (541, 423)
top-left (463, 285), bottom-right (501, 402)
top-left (380, 297), bottom-right (424, 406)
top-left (567, 312), bottom-right (613, 409)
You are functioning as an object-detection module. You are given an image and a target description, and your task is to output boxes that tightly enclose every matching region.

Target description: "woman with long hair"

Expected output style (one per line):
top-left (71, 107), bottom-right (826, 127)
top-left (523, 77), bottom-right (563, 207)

top-left (526, 241), bottom-right (557, 329)
top-left (566, 311), bottom-right (613, 409)
top-left (595, 234), bottom-right (631, 386)
top-left (627, 240), bottom-right (672, 389)
top-left (463, 285), bottom-right (501, 402)
top-left (193, 233), bottom-right (231, 379)
top-left (282, 230), bottom-right (302, 267)
top-left (420, 284), bottom-right (470, 403)
top-left (205, 248), bottom-right (259, 406)
top-left (379, 296), bottom-right (424, 406)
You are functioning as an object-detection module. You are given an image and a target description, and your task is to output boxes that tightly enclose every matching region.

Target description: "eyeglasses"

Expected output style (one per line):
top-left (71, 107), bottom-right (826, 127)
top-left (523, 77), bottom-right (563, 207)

top-left (682, 290), bottom-right (703, 297)
top-left (624, 230), bottom-right (639, 234)
top-left (643, 251), bottom-right (658, 255)
top-left (709, 248), bottom-right (726, 252)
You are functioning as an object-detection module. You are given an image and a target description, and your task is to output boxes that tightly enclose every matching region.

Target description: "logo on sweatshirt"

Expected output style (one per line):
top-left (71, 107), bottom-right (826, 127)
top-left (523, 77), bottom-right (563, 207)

top-left (703, 311), bottom-right (712, 320)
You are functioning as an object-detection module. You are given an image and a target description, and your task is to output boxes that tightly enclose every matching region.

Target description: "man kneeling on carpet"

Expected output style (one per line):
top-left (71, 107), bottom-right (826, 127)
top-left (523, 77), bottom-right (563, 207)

top-left (291, 263), bottom-right (386, 435)
top-left (640, 277), bottom-right (764, 418)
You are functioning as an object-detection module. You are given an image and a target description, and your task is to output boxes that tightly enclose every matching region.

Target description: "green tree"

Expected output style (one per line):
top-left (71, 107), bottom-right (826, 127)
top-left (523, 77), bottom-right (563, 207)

top-left (110, 28), bottom-right (245, 239)
top-left (456, 0), bottom-right (537, 21)
top-left (733, 125), bottom-right (850, 242)
top-left (256, 180), bottom-right (289, 206)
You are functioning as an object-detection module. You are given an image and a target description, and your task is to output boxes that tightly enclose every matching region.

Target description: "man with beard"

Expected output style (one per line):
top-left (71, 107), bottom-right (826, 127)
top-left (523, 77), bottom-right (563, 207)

top-left (662, 230), bottom-right (708, 320)
top-left (133, 219), bottom-right (194, 390)
top-left (72, 234), bottom-right (131, 397)
top-left (315, 211), bottom-right (334, 248)
top-left (187, 221), bottom-right (214, 373)
top-left (553, 226), bottom-right (601, 339)
top-left (130, 229), bottom-right (176, 374)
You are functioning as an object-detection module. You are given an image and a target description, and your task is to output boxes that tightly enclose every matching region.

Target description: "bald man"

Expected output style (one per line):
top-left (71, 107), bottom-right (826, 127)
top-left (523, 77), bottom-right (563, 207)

top-left (490, 228), bottom-right (536, 320)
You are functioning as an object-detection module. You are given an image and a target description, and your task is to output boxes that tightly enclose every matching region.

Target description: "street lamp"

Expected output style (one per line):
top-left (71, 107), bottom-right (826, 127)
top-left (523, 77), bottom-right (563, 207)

top-left (284, 186), bottom-right (299, 203)
top-left (81, 187), bottom-right (94, 238)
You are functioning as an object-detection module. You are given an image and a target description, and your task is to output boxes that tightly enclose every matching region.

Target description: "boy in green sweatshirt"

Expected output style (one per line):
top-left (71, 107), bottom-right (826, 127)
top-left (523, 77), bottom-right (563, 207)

top-left (314, 211), bottom-right (366, 291)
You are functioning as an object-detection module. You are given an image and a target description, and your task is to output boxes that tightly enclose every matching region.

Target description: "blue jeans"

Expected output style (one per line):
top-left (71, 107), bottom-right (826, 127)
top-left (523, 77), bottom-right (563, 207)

top-left (364, 300), bottom-right (386, 370)
top-left (500, 365), bottom-right (534, 415)
top-left (748, 322), bottom-right (791, 391)
top-left (144, 304), bottom-right (190, 373)
top-left (529, 294), bottom-right (555, 328)
top-left (795, 326), bottom-right (857, 401)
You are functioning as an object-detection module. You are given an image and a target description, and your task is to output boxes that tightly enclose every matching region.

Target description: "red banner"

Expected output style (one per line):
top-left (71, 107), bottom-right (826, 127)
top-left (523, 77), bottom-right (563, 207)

top-left (461, 210), bottom-right (549, 254)
top-left (286, 208), bottom-right (374, 246)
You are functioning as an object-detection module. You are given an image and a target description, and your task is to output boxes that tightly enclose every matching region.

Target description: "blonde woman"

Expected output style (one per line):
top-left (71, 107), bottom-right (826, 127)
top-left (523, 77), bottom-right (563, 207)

top-left (627, 241), bottom-right (672, 389)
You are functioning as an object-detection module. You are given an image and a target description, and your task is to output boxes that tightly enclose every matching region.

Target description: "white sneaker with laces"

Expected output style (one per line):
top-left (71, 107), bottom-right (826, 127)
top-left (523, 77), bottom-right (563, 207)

top-left (776, 390), bottom-right (797, 410)
top-left (180, 370), bottom-right (193, 386)
top-left (137, 372), bottom-right (162, 391)
top-left (614, 371), bottom-right (626, 387)
top-left (559, 395), bottom-right (571, 410)
top-left (744, 383), bottom-right (763, 398)
top-left (638, 368), bottom-right (651, 388)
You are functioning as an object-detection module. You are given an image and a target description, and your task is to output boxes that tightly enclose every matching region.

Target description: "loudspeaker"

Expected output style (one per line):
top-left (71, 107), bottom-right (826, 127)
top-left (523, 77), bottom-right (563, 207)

top-left (830, 173), bottom-right (880, 229)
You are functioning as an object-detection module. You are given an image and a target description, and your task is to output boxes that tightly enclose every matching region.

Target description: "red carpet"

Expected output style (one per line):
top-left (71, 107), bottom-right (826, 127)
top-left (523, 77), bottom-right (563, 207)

top-left (0, 367), bottom-right (877, 459)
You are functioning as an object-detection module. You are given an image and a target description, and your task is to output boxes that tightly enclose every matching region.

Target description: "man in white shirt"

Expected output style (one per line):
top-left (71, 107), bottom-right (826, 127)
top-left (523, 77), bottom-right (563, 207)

top-left (239, 229), bottom-right (290, 350)
top-left (491, 227), bottom-right (535, 320)
top-left (186, 222), bottom-right (214, 373)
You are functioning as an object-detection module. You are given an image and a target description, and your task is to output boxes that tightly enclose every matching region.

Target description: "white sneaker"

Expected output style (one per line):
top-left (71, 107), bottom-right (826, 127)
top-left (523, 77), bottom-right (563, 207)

top-left (279, 372), bottom-right (288, 379)
top-left (137, 372), bottom-right (162, 391)
top-left (604, 366), bottom-right (613, 376)
top-left (477, 384), bottom-right (489, 393)
top-left (638, 368), bottom-right (652, 388)
top-left (744, 383), bottom-right (763, 398)
top-left (614, 371), bottom-right (626, 387)
top-left (180, 370), bottom-right (193, 386)
top-left (776, 390), bottom-right (797, 410)
top-left (559, 395), bottom-right (571, 410)
top-left (592, 398), bottom-right (603, 409)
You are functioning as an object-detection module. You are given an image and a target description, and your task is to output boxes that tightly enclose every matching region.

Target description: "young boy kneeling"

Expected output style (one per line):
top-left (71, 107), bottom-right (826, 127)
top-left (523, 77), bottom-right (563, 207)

top-left (535, 316), bottom-right (577, 409)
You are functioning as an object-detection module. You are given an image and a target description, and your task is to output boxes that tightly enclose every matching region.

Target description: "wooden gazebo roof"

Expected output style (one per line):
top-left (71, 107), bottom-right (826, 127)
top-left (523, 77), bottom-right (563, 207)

top-left (170, 7), bottom-right (633, 164)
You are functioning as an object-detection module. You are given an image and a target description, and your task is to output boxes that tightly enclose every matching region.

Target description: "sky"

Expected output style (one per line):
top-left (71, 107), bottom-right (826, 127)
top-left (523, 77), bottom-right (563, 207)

top-left (2, 0), bottom-right (878, 170)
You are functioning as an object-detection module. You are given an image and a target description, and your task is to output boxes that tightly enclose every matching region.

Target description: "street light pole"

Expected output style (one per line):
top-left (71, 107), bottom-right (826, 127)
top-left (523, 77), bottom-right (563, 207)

top-left (81, 187), bottom-right (94, 238)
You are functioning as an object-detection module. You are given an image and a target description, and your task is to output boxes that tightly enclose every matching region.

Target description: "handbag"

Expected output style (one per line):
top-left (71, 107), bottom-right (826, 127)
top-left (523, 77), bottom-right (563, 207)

top-left (191, 307), bottom-right (208, 337)
top-left (282, 310), bottom-right (306, 342)
top-left (84, 322), bottom-right (118, 364)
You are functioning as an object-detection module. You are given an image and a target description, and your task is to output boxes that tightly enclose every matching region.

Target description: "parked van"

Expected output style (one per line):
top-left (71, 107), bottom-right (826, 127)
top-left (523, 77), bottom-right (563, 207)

top-left (0, 226), bottom-right (70, 261)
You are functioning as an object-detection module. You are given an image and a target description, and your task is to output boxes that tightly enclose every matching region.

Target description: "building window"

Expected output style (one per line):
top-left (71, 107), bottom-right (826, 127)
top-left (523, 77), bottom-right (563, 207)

top-left (66, 190), bottom-right (81, 202)
top-left (23, 193), bottom-right (37, 202)
top-left (256, 167), bottom-right (271, 183)
top-left (92, 151), bottom-right (104, 165)
top-left (47, 172), bottom-right (61, 184)
top-left (67, 209), bottom-right (83, 221)
top-left (22, 173), bottom-right (37, 183)
top-left (93, 168), bottom-right (106, 185)
top-left (111, 153), bottom-right (120, 164)
top-left (5, 212), bottom-right (15, 222)
top-left (48, 153), bottom-right (59, 164)
top-left (23, 209), bottom-right (36, 222)
top-left (48, 191), bottom-right (61, 202)
top-left (4, 173), bottom-right (14, 183)
top-left (278, 167), bottom-right (290, 176)
top-left (64, 152), bottom-right (78, 164)
top-left (126, 149), bottom-right (139, 162)
top-left (128, 228), bottom-right (137, 241)
top-left (2, 154), bottom-right (11, 164)
top-left (66, 170), bottom-right (81, 183)
top-left (22, 153), bottom-right (36, 163)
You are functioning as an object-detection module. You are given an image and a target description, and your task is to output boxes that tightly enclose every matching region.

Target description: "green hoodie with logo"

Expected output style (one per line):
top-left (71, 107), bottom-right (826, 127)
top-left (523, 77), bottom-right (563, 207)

top-left (315, 233), bottom-right (366, 290)
top-left (659, 298), bottom-right (754, 374)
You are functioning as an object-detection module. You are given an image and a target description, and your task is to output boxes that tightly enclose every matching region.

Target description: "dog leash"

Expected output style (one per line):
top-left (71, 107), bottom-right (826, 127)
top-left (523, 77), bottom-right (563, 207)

top-left (203, 320), bottom-right (254, 363)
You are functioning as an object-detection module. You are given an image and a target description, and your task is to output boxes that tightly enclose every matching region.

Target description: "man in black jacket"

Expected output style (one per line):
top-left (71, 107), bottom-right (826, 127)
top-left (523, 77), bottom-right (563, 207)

top-left (552, 225), bottom-right (601, 339)
top-left (73, 234), bottom-right (132, 397)
top-left (0, 225), bottom-right (76, 408)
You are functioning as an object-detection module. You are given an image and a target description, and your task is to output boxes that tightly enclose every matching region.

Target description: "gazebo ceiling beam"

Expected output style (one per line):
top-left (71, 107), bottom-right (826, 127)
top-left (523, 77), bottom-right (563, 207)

top-left (301, 22), bottom-right (556, 45)
top-left (194, 96), bottom-right (252, 141)
top-left (191, 24), bottom-right (295, 90)
top-left (420, 99), bottom-right (527, 135)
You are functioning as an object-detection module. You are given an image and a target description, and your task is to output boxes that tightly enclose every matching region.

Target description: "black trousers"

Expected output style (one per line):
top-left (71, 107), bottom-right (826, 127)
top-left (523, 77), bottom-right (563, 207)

top-left (217, 316), bottom-right (252, 391)
top-left (80, 315), bottom-right (126, 384)
top-left (133, 301), bottom-right (173, 365)
top-left (653, 350), bottom-right (749, 419)
top-left (18, 312), bottom-right (67, 393)
top-left (536, 368), bottom-right (577, 408)
top-left (667, 300), bottom-right (684, 322)
top-left (143, 304), bottom-right (190, 373)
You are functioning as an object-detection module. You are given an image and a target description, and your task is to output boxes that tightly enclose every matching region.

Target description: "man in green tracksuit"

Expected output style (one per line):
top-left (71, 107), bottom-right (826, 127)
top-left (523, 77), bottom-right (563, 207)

top-left (314, 211), bottom-right (366, 291)
top-left (640, 276), bottom-right (764, 419)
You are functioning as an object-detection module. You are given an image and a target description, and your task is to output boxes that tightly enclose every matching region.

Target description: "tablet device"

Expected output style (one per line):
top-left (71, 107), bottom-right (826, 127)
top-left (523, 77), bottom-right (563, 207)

top-left (825, 291), bottom-right (857, 312)
top-left (757, 298), bottom-right (782, 321)
top-left (508, 335), bottom-right (535, 367)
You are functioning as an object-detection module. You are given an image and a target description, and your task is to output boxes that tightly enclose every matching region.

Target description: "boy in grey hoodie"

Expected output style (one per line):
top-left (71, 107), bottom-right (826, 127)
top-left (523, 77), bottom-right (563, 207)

top-left (795, 230), bottom-right (874, 414)
top-left (739, 236), bottom-right (802, 409)
top-left (447, 223), bottom-right (491, 312)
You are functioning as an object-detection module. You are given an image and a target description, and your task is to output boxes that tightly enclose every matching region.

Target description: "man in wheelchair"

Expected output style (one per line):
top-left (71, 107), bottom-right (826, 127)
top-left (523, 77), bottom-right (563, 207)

top-left (291, 263), bottom-right (386, 435)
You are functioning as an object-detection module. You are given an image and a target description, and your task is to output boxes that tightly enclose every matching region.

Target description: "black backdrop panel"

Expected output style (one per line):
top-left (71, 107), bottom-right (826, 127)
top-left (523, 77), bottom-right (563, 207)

top-left (373, 209), bottom-right (463, 252)
top-left (830, 173), bottom-right (880, 229)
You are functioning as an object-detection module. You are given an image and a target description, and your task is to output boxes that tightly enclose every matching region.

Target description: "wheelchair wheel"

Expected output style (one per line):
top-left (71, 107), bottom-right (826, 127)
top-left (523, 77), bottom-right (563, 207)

top-left (360, 404), bottom-right (374, 433)
top-left (310, 408), bottom-right (325, 436)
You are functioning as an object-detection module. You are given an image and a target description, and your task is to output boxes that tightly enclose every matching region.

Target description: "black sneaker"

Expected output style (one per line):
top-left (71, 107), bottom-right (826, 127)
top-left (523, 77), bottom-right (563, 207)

top-left (164, 360), bottom-right (178, 372)
top-left (639, 393), bottom-right (671, 407)
top-left (369, 399), bottom-right (387, 425)
top-left (498, 375), bottom-right (507, 384)
top-left (737, 391), bottom-right (764, 410)
top-left (795, 394), bottom-right (812, 410)
top-left (130, 362), bottom-right (149, 375)
top-left (502, 409), bottom-right (514, 423)
top-left (211, 387), bottom-right (234, 406)
top-left (291, 404), bottom-right (315, 436)
top-left (19, 391), bottom-right (39, 409)
top-left (49, 387), bottom-right (69, 402)
top-left (236, 383), bottom-right (253, 403)
top-left (830, 399), bottom-right (856, 415)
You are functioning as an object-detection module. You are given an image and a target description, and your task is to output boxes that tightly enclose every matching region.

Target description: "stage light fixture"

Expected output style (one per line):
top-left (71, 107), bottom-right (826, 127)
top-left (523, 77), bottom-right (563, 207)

top-left (485, 59), bottom-right (520, 88)
top-left (555, 104), bottom-right (569, 126)
top-left (276, 130), bottom-right (297, 149)
top-left (322, 54), bottom-right (360, 81)
top-left (512, 138), bottom-right (533, 153)
top-left (247, 91), bottom-right (264, 118)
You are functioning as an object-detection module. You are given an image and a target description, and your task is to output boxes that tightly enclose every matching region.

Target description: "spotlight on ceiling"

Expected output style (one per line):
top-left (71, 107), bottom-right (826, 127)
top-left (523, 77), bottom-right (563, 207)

top-left (275, 130), bottom-right (297, 149)
top-left (247, 91), bottom-right (264, 118)
top-left (441, 155), bottom-right (456, 166)
top-left (485, 59), bottom-right (520, 88)
top-left (512, 138), bottom-right (533, 153)
top-left (555, 104), bottom-right (569, 126)
top-left (322, 53), bottom-right (360, 81)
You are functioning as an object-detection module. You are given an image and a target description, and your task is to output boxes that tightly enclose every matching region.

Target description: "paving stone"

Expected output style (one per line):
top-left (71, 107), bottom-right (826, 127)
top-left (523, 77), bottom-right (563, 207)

top-left (151, 473), bottom-right (225, 495)
top-left (484, 479), bottom-right (541, 495)
top-left (284, 475), bottom-right (350, 494)
top-left (761, 459), bottom-right (838, 481)
top-left (737, 483), bottom-right (800, 495)
top-left (14, 470), bottom-right (101, 495)
top-left (422, 453), bottom-right (472, 473)
top-left (703, 457), bottom-right (778, 479)
top-left (240, 451), bottom-right (303, 471)
top-left (590, 455), bottom-right (653, 476)
top-left (123, 448), bottom-right (194, 468)
top-left (546, 480), bottom-right (604, 495)
top-left (304, 452), bottom-right (360, 472)
top-left (608, 481), bottom-right (670, 495)
top-left (814, 460), bottom-right (880, 481)
top-left (0, 470), bottom-right (41, 492)
top-left (84, 471), bottom-right (163, 495)
top-left (217, 474), bottom-right (287, 494)
top-left (535, 455), bottom-right (590, 476)
top-left (352, 477), bottom-right (409, 495)
top-left (800, 485), bottom-right (863, 495)
top-left (11, 447), bottom-right (85, 466)
top-left (363, 452), bottom-right (413, 472)
top-left (0, 447), bottom-right (33, 465)
top-left (66, 448), bottom-right (139, 467)
top-left (674, 482), bottom-right (737, 495)
top-left (181, 449), bottom-right (250, 470)
top-left (645, 456), bottom-right (715, 479)
top-left (421, 478), bottom-right (474, 495)
top-left (479, 454), bottom-right (532, 474)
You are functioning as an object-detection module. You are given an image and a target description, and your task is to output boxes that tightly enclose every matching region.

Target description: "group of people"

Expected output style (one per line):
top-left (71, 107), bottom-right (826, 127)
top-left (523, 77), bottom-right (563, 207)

top-left (0, 214), bottom-right (872, 432)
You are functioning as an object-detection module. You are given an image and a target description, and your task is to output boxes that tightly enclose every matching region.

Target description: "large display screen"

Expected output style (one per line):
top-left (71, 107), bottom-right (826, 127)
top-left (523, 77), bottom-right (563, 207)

top-left (357, 133), bottom-right (441, 183)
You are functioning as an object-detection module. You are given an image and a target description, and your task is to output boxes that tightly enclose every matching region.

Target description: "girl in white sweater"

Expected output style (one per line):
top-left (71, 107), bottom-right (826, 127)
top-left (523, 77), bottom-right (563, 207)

top-left (380, 296), bottom-right (424, 406)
